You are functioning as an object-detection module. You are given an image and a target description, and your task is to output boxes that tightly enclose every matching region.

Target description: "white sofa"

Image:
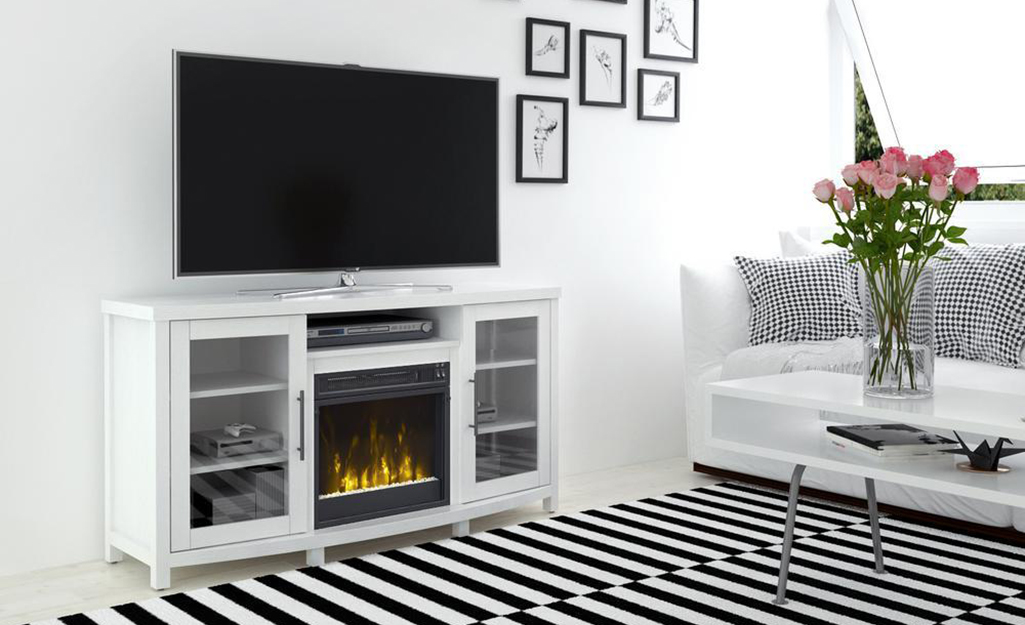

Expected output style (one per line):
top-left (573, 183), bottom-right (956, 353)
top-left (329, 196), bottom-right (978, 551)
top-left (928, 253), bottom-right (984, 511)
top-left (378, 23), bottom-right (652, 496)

top-left (680, 236), bottom-right (1025, 531)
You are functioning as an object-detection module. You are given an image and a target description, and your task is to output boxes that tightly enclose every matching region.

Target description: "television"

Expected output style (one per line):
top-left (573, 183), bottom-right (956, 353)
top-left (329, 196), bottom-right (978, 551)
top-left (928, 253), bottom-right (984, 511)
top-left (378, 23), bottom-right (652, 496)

top-left (174, 52), bottom-right (499, 277)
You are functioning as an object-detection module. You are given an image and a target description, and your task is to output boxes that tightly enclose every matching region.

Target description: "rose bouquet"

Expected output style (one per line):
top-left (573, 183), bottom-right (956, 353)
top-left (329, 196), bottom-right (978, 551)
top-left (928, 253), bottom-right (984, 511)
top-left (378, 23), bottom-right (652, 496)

top-left (813, 147), bottom-right (978, 398)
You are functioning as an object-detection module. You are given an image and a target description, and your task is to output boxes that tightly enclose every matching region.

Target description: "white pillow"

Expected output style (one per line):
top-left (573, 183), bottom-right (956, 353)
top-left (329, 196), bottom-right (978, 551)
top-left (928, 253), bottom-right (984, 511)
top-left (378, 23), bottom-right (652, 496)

top-left (779, 230), bottom-right (828, 257)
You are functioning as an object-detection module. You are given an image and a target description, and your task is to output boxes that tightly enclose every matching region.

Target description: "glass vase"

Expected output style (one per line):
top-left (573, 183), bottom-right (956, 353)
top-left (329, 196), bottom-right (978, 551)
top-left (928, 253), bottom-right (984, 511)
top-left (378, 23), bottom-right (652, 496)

top-left (860, 263), bottom-right (936, 399)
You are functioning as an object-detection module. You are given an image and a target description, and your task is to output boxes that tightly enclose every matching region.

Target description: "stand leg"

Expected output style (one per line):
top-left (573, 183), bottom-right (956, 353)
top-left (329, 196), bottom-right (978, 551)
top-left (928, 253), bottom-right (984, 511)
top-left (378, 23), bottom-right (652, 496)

top-left (452, 520), bottom-right (470, 538)
top-left (865, 478), bottom-right (886, 574)
top-left (774, 464), bottom-right (806, 606)
top-left (306, 548), bottom-right (326, 567)
top-left (150, 563), bottom-right (171, 591)
top-left (543, 495), bottom-right (558, 513)
top-left (104, 542), bottom-right (124, 564)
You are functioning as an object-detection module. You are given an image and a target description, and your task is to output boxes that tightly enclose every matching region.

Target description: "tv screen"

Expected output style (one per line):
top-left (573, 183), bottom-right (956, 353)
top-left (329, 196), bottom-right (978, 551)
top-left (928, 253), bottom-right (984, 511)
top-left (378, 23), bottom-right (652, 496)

top-left (175, 52), bottom-right (499, 276)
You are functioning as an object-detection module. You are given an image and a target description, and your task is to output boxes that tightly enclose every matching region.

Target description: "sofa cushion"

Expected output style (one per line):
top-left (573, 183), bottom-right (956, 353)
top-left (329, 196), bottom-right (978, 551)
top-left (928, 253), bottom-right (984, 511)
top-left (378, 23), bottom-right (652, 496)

top-left (719, 340), bottom-right (1023, 396)
top-left (721, 337), bottom-right (862, 381)
top-left (935, 244), bottom-right (1025, 368)
top-left (734, 252), bottom-right (860, 346)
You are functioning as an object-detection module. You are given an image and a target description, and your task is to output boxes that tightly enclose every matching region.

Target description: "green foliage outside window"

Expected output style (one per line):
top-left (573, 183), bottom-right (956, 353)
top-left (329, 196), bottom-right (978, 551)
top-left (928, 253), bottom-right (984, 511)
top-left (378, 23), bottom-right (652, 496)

top-left (855, 70), bottom-right (1025, 201)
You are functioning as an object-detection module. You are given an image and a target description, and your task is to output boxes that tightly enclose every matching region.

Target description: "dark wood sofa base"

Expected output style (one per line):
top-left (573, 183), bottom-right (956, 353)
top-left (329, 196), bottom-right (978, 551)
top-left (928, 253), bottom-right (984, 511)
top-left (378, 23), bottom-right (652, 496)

top-left (693, 462), bottom-right (1025, 546)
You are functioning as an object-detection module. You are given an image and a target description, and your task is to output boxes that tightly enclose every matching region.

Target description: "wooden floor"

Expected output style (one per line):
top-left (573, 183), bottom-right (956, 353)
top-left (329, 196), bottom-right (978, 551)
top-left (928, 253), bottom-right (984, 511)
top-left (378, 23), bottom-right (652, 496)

top-left (0, 457), bottom-right (719, 625)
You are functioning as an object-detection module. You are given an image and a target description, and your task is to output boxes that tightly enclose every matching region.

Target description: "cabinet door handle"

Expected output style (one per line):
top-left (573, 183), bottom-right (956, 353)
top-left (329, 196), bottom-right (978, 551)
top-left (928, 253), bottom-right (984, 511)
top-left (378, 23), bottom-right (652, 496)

top-left (468, 377), bottom-right (478, 435)
top-left (297, 390), bottom-right (306, 462)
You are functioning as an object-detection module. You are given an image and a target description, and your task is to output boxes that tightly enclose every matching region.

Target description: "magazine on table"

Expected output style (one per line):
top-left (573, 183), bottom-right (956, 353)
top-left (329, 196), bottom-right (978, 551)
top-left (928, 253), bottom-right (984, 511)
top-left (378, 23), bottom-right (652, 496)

top-left (825, 423), bottom-right (957, 458)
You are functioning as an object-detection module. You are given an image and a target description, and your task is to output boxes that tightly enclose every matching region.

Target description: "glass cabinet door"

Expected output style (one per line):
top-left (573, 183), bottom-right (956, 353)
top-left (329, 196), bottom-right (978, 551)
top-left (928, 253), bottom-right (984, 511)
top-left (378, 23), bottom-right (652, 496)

top-left (463, 302), bottom-right (551, 502)
top-left (170, 316), bottom-right (307, 551)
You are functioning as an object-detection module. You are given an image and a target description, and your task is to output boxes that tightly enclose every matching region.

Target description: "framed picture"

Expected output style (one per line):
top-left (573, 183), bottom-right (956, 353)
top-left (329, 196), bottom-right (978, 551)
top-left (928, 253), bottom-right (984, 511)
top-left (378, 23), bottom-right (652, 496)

top-left (580, 30), bottom-right (627, 108)
top-left (526, 18), bottom-right (570, 78)
top-left (516, 95), bottom-right (569, 183)
top-left (592, 0), bottom-right (627, 3)
top-left (644, 0), bottom-right (698, 63)
top-left (637, 69), bottom-right (680, 122)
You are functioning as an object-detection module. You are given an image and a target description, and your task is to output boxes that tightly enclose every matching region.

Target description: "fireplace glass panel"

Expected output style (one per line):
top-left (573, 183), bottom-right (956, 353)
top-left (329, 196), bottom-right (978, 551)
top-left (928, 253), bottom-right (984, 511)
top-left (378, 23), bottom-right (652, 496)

top-left (318, 395), bottom-right (438, 500)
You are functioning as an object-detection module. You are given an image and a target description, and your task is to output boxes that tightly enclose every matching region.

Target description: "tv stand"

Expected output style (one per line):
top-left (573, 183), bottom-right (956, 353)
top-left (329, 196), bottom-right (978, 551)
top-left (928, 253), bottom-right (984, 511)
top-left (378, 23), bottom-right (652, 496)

top-left (236, 271), bottom-right (454, 299)
top-left (102, 284), bottom-right (559, 589)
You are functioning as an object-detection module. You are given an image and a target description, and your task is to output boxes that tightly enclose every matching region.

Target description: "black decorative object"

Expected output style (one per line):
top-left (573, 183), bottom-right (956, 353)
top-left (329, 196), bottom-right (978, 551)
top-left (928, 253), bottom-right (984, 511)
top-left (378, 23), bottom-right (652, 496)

top-left (580, 30), bottom-right (627, 108)
top-left (944, 432), bottom-right (1025, 472)
top-left (516, 95), bottom-right (569, 184)
top-left (644, 0), bottom-right (698, 63)
top-left (637, 69), bottom-right (680, 122)
top-left (526, 18), bottom-right (570, 78)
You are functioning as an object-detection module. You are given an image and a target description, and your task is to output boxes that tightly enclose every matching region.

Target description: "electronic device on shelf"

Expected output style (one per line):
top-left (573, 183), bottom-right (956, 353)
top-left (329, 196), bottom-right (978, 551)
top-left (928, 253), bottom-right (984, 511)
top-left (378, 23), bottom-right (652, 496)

top-left (191, 427), bottom-right (283, 459)
top-left (475, 401), bottom-right (498, 424)
top-left (224, 423), bottom-right (257, 438)
top-left (307, 313), bottom-right (435, 348)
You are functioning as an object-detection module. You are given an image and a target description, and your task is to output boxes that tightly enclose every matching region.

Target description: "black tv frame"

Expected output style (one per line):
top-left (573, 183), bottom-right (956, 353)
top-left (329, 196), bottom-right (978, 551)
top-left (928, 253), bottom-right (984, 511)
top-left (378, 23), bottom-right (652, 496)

top-left (172, 50), bottom-right (501, 278)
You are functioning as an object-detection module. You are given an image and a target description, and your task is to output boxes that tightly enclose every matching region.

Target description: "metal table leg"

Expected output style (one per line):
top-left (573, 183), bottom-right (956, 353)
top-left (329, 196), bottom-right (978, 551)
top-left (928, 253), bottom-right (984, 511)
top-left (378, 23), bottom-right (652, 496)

top-left (774, 464), bottom-right (806, 605)
top-left (865, 478), bottom-right (886, 574)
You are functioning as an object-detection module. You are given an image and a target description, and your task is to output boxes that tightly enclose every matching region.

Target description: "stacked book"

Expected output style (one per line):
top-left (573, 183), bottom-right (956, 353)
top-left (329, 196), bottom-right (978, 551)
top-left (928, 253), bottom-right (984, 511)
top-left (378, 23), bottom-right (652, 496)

top-left (826, 424), bottom-right (957, 460)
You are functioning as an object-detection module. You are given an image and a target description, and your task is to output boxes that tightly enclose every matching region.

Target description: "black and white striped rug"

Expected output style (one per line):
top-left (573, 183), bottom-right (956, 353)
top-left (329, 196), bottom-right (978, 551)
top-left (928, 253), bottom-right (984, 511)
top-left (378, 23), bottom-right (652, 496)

top-left (35, 482), bottom-right (1025, 625)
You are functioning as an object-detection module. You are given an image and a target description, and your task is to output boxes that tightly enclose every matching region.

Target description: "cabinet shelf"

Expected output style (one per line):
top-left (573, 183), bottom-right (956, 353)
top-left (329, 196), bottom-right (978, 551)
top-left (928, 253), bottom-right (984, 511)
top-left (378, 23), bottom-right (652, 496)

top-left (190, 371), bottom-right (288, 399)
top-left (476, 357), bottom-right (537, 371)
top-left (190, 449), bottom-right (289, 475)
top-left (477, 415), bottom-right (538, 435)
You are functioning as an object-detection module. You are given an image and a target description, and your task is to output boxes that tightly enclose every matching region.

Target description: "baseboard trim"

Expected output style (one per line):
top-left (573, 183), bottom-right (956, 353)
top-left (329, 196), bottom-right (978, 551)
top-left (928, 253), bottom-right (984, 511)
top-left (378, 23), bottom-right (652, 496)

top-left (692, 462), bottom-right (1025, 546)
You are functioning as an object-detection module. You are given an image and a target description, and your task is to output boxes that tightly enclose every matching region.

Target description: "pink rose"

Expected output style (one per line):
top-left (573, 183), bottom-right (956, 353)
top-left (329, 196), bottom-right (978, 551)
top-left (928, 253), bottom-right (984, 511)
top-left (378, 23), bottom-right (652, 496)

top-left (873, 172), bottom-right (900, 199)
top-left (856, 160), bottom-right (878, 185)
top-left (924, 150), bottom-right (956, 178)
top-left (841, 164), bottom-right (860, 186)
top-left (928, 175), bottom-right (949, 203)
top-left (883, 146), bottom-right (906, 160)
top-left (906, 154), bottom-right (924, 181)
top-left (953, 167), bottom-right (980, 195)
top-left (880, 147), bottom-right (908, 176)
top-left (835, 187), bottom-right (855, 213)
top-left (935, 150), bottom-right (956, 175)
top-left (813, 178), bottom-right (836, 203)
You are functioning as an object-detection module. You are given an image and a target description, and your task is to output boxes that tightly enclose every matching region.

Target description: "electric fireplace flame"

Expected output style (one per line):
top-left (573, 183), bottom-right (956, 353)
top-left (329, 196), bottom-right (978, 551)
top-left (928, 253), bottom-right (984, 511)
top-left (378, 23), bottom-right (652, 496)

top-left (319, 413), bottom-right (435, 500)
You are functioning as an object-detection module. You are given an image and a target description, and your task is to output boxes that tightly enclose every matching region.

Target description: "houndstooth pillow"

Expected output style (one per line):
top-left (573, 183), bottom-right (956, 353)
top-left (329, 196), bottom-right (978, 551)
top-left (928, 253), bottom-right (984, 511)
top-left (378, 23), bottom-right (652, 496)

top-left (734, 252), bottom-right (860, 346)
top-left (935, 244), bottom-right (1025, 368)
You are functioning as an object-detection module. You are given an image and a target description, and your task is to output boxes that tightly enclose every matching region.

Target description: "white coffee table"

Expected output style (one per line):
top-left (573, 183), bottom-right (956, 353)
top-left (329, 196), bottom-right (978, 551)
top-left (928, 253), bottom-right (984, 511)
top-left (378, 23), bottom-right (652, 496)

top-left (706, 371), bottom-right (1025, 605)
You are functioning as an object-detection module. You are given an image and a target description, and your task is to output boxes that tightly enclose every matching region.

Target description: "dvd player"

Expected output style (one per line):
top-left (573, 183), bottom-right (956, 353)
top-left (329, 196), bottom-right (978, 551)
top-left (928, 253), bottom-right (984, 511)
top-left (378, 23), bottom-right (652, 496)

top-left (307, 314), bottom-right (434, 348)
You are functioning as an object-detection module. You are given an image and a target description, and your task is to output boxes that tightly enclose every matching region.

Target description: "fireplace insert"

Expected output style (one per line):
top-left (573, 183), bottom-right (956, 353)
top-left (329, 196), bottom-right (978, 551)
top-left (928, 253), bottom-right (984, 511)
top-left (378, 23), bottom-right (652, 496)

top-left (314, 363), bottom-right (449, 528)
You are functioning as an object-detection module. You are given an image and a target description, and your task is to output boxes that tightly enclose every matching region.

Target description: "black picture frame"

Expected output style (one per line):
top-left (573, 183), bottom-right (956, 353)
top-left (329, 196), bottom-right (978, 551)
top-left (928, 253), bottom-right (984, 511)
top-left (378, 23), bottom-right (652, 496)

top-left (637, 69), bottom-right (680, 122)
top-left (526, 18), bottom-right (571, 79)
top-left (516, 95), bottom-right (569, 184)
top-left (644, 0), bottom-right (699, 63)
top-left (579, 30), bottom-right (627, 108)
top-left (593, 0), bottom-right (627, 3)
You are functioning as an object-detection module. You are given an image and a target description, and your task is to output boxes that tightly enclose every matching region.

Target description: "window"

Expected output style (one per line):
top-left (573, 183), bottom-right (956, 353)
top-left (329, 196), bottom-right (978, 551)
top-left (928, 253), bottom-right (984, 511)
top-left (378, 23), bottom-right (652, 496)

top-left (855, 70), bottom-right (1025, 202)
top-left (838, 0), bottom-right (1025, 198)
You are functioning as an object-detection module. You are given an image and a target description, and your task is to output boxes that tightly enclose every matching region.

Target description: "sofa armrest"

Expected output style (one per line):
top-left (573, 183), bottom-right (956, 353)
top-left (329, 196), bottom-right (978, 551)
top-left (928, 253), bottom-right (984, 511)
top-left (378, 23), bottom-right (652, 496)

top-left (680, 262), bottom-right (751, 458)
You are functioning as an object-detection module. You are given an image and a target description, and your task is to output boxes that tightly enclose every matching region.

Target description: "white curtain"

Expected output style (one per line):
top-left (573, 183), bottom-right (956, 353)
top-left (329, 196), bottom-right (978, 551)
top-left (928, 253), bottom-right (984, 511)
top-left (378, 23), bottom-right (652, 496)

top-left (844, 0), bottom-right (1025, 182)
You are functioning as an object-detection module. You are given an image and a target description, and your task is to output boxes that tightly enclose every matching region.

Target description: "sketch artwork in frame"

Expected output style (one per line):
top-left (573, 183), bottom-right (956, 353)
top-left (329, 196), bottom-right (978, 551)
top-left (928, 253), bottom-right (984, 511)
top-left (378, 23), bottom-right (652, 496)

top-left (526, 18), bottom-right (570, 78)
top-left (638, 69), bottom-right (680, 122)
top-left (644, 0), bottom-right (698, 63)
top-left (516, 95), bottom-right (569, 183)
top-left (580, 30), bottom-right (627, 108)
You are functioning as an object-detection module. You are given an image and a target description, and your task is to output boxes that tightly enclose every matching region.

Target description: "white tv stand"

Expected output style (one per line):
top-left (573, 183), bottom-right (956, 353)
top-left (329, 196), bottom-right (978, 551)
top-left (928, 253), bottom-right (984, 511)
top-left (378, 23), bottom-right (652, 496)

top-left (102, 284), bottom-right (559, 589)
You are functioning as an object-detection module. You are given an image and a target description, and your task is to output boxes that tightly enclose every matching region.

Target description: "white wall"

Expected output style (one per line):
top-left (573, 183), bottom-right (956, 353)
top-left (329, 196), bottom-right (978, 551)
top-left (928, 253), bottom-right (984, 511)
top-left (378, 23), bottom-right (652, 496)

top-left (0, 0), bottom-right (835, 576)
